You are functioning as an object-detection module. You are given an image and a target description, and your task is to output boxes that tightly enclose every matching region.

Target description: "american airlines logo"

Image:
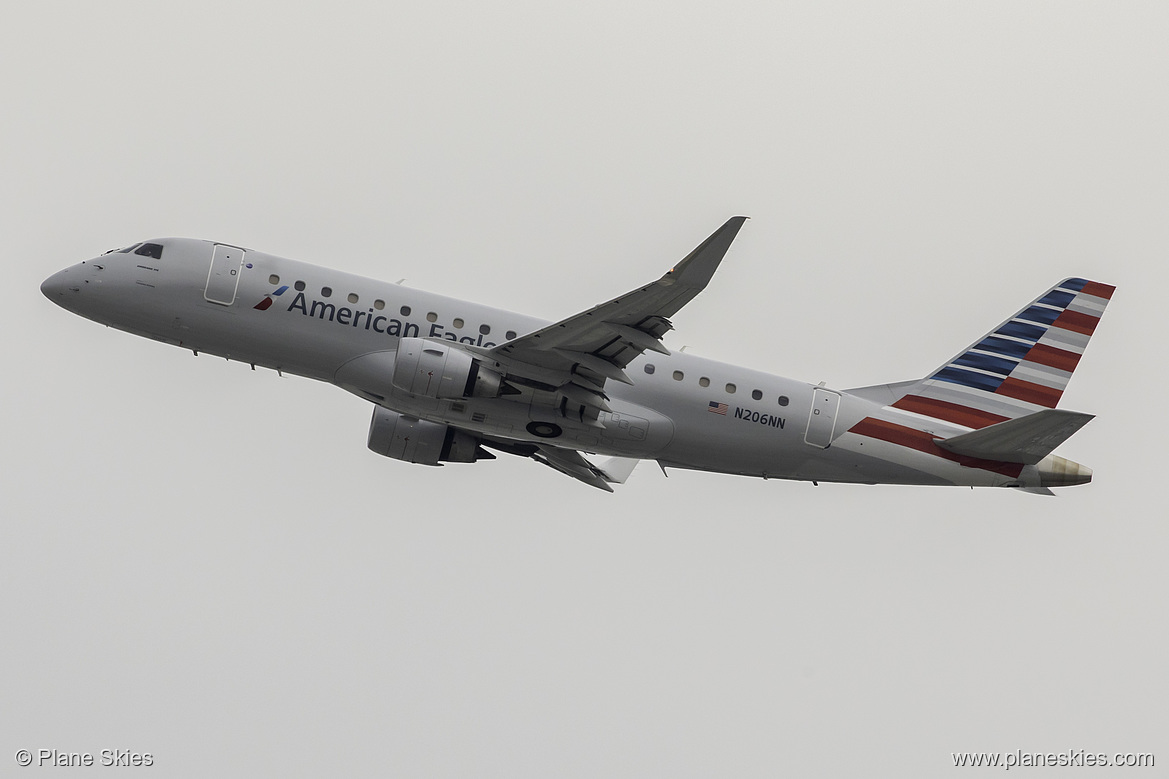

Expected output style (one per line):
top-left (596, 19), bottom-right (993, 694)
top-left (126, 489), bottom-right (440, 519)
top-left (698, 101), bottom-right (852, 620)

top-left (264, 289), bottom-right (500, 348)
top-left (254, 285), bottom-right (289, 310)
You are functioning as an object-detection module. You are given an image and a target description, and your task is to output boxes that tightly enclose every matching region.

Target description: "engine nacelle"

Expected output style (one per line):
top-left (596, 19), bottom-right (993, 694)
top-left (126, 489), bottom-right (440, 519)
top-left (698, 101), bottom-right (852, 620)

top-left (367, 407), bottom-right (488, 465)
top-left (390, 337), bottom-right (502, 399)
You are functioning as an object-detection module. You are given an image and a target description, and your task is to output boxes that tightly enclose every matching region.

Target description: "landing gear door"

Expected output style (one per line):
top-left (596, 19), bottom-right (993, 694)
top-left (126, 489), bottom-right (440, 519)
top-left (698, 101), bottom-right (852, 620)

top-left (205, 244), bottom-right (245, 306)
top-left (804, 388), bottom-right (841, 448)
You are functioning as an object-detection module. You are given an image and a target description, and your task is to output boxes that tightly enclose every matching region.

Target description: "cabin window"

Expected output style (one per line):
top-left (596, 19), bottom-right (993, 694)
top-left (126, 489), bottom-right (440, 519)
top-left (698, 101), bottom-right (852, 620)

top-left (644, 364), bottom-right (655, 374)
top-left (453, 317), bottom-right (464, 329)
top-left (752, 389), bottom-right (763, 400)
top-left (269, 274), bottom-right (280, 285)
top-left (294, 280), bottom-right (305, 291)
top-left (134, 243), bottom-right (163, 259)
top-left (373, 299), bottom-right (385, 310)
top-left (506, 330), bottom-right (517, 340)
top-left (321, 286), bottom-right (332, 298)
top-left (480, 324), bottom-right (491, 335)
top-left (400, 305), bottom-right (411, 316)
top-left (698, 377), bottom-right (710, 388)
top-left (348, 293), bottom-right (359, 304)
top-left (426, 312), bottom-right (437, 323)
top-left (673, 371), bottom-right (684, 381)
top-left (778, 395), bottom-right (789, 406)
top-left (725, 383), bottom-right (737, 394)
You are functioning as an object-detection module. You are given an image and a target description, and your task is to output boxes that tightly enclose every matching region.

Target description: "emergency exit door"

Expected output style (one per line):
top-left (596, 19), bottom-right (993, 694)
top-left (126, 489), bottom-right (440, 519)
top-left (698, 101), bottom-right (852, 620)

top-left (204, 244), bottom-right (245, 306)
top-left (804, 388), bottom-right (841, 448)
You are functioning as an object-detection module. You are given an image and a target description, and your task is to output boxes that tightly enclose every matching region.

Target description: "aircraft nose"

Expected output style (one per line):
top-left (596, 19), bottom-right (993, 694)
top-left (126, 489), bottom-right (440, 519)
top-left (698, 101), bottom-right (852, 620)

top-left (41, 269), bottom-right (70, 299)
top-left (41, 267), bottom-right (83, 310)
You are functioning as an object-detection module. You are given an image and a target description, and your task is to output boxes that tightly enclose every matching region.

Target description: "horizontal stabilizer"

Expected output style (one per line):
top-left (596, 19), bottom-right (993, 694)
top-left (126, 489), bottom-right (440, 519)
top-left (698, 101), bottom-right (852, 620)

top-left (1015, 487), bottom-right (1057, 496)
top-left (937, 409), bottom-right (1094, 465)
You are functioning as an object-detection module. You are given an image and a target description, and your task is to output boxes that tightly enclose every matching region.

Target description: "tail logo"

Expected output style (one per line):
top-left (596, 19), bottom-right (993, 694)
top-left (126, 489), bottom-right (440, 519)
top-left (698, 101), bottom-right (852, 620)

top-left (845, 277), bottom-right (1115, 475)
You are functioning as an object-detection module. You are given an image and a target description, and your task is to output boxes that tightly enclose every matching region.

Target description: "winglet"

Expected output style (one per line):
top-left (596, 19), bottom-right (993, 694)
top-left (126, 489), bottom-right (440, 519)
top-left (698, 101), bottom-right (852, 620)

top-left (662, 216), bottom-right (748, 289)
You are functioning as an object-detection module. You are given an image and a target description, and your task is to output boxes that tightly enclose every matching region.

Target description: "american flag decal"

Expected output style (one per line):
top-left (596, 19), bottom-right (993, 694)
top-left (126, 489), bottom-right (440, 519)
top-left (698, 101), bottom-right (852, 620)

top-left (708, 401), bottom-right (728, 415)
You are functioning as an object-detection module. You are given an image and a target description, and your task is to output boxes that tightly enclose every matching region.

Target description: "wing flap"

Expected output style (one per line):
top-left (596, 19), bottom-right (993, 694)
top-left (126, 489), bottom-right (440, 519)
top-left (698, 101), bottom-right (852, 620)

top-left (604, 322), bottom-right (671, 355)
top-left (595, 455), bottom-right (640, 484)
top-left (530, 447), bottom-right (642, 492)
top-left (532, 446), bottom-right (615, 492)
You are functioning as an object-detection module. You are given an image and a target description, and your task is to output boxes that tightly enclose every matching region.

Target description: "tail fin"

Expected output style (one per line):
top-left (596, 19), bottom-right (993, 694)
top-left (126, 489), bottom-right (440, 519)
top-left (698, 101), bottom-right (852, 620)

top-left (891, 278), bottom-right (1115, 429)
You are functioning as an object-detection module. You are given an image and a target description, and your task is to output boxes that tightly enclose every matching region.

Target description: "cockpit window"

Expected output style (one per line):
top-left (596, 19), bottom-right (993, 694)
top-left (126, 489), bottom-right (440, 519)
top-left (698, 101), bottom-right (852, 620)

top-left (116, 243), bottom-right (142, 254)
top-left (134, 243), bottom-right (164, 259)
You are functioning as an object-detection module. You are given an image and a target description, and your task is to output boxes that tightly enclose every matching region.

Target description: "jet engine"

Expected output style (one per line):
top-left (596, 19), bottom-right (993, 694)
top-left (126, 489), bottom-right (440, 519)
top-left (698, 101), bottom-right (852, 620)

top-left (367, 407), bottom-right (493, 465)
top-left (390, 337), bottom-right (502, 399)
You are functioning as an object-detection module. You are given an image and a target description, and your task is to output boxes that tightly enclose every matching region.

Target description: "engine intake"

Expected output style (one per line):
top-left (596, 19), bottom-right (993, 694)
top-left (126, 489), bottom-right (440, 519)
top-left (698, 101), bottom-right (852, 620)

top-left (391, 337), bottom-right (502, 399)
top-left (367, 407), bottom-right (491, 465)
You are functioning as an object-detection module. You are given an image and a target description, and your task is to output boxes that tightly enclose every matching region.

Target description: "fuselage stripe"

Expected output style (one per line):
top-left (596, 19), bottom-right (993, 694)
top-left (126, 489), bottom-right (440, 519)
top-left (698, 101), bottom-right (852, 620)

top-left (848, 417), bottom-right (1023, 477)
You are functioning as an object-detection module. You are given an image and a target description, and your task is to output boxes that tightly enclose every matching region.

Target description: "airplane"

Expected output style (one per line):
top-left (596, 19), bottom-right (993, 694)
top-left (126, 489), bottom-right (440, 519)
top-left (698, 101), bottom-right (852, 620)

top-left (40, 218), bottom-right (1114, 494)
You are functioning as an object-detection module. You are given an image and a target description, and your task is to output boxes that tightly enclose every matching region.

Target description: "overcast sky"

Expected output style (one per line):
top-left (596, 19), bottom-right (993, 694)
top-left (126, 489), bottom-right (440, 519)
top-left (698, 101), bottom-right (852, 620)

top-left (2, 1), bottom-right (1166, 776)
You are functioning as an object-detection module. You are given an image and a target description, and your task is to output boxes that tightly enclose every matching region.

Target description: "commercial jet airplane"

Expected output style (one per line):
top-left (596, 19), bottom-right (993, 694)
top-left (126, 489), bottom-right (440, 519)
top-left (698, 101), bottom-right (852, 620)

top-left (41, 218), bottom-right (1113, 493)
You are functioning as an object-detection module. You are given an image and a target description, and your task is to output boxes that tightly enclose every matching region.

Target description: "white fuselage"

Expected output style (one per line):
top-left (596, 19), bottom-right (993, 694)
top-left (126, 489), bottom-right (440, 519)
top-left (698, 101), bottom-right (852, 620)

top-left (41, 237), bottom-right (1059, 489)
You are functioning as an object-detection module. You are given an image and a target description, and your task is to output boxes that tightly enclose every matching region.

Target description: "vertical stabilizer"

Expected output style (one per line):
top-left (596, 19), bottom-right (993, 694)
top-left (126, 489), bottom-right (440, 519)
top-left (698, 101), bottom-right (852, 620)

top-left (891, 278), bottom-right (1115, 430)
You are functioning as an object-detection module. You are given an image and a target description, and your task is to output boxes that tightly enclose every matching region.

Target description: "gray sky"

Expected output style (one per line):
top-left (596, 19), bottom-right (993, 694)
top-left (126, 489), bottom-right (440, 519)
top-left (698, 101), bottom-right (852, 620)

top-left (2, 1), bottom-right (1166, 776)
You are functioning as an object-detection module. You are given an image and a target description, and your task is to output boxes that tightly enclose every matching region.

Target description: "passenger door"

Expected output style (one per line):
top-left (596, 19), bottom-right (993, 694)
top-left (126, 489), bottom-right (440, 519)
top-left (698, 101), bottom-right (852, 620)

top-left (804, 388), bottom-right (841, 448)
top-left (204, 244), bottom-right (245, 306)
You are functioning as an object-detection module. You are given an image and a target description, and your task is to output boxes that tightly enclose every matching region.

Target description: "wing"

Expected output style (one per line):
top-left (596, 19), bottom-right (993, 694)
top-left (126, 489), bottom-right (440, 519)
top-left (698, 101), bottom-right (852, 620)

top-left (476, 216), bottom-right (748, 416)
top-left (530, 446), bottom-right (640, 492)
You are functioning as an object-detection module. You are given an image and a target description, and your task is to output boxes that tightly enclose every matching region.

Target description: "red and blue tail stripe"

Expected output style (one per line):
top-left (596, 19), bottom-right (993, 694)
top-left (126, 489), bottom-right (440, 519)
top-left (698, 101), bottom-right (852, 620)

top-left (842, 277), bottom-right (1114, 476)
top-left (891, 277), bottom-right (1114, 429)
